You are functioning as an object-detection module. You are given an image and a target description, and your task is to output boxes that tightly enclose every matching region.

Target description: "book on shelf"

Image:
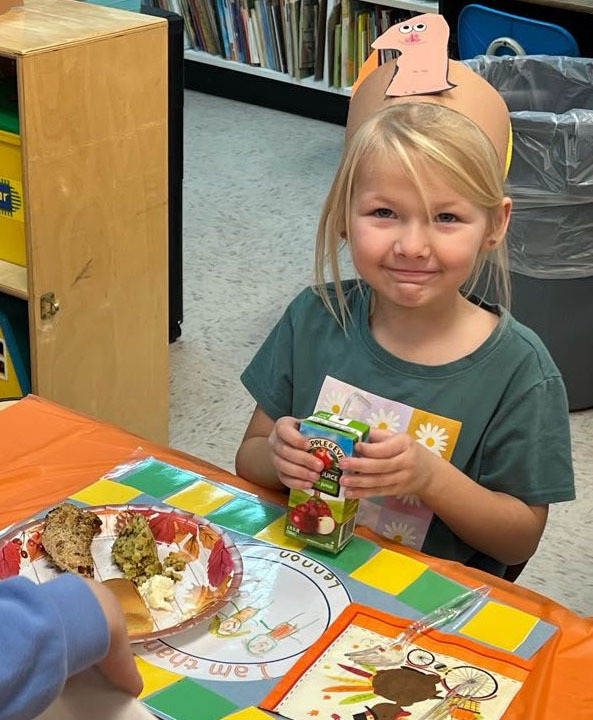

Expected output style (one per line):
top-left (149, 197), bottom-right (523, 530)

top-left (314, 0), bottom-right (327, 80)
top-left (333, 21), bottom-right (341, 87)
top-left (340, 0), bottom-right (352, 88)
top-left (233, 0), bottom-right (249, 63)
top-left (271, 0), bottom-right (288, 73)
top-left (298, 0), bottom-right (316, 79)
top-left (288, 0), bottom-right (300, 77)
top-left (196, 0), bottom-right (222, 56)
top-left (266, 0), bottom-right (281, 70)
top-left (280, 0), bottom-right (293, 75)
top-left (247, 11), bottom-right (261, 64)
top-left (216, 0), bottom-right (231, 56)
top-left (326, 1), bottom-right (340, 86)
top-left (255, 0), bottom-right (274, 69)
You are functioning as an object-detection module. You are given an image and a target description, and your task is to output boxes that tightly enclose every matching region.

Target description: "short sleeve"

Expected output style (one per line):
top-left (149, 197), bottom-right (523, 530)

top-left (479, 377), bottom-right (575, 505)
top-left (241, 305), bottom-right (296, 421)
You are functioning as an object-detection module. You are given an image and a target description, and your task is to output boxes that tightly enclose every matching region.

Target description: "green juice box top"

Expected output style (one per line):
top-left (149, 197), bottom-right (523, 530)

top-left (285, 411), bottom-right (370, 553)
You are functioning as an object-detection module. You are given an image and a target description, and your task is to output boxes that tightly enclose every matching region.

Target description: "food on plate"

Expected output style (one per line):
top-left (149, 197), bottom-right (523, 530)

top-left (42, 503), bottom-right (102, 578)
top-left (103, 577), bottom-right (154, 635)
top-left (163, 551), bottom-right (187, 581)
top-left (139, 574), bottom-right (177, 612)
top-left (163, 551), bottom-right (187, 572)
top-left (112, 514), bottom-right (162, 585)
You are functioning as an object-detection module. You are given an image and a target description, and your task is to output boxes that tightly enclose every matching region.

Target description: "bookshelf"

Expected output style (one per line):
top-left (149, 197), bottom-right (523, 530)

top-left (169, 0), bottom-right (438, 122)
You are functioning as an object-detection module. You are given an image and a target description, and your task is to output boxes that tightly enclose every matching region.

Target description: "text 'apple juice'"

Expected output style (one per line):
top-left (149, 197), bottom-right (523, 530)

top-left (285, 411), bottom-right (370, 553)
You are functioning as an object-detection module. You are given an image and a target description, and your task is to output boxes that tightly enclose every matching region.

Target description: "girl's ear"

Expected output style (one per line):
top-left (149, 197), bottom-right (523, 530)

top-left (484, 197), bottom-right (512, 251)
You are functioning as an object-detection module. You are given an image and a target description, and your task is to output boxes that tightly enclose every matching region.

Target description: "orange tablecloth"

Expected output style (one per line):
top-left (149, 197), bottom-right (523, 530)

top-left (1, 395), bottom-right (592, 718)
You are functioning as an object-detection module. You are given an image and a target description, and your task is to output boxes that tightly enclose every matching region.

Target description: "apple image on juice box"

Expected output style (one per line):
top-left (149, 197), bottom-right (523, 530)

top-left (285, 411), bottom-right (370, 554)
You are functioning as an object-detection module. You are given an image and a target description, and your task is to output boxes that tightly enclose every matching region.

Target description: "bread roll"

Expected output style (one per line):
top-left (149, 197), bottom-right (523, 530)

top-left (103, 578), bottom-right (153, 636)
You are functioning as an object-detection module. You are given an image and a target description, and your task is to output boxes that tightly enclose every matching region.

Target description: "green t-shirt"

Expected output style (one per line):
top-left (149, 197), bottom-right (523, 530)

top-left (241, 281), bottom-right (575, 575)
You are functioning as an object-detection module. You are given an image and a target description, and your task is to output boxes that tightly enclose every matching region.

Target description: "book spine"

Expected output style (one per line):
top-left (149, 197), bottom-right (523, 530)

top-left (194, 0), bottom-right (217, 54)
top-left (298, 0), bottom-right (315, 77)
top-left (216, 0), bottom-right (231, 58)
top-left (222, 0), bottom-right (237, 60)
top-left (187, 0), bottom-right (205, 50)
top-left (290, 0), bottom-right (300, 79)
top-left (254, 0), bottom-right (270, 68)
top-left (205, 0), bottom-right (223, 55)
top-left (266, 0), bottom-right (281, 70)
top-left (247, 13), bottom-right (261, 64)
top-left (334, 21), bottom-right (341, 87)
top-left (240, 0), bottom-right (254, 64)
top-left (271, 0), bottom-right (287, 73)
top-left (314, 0), bottom-right (327, 80)
top-left (230, 0), bottom-right (247, 62)
top-left (281, 0), bottom-right (293, 76)
top-left (340, 0), bottom-right (350, 87)
top-left (260, 0), bottom-right (277, 70)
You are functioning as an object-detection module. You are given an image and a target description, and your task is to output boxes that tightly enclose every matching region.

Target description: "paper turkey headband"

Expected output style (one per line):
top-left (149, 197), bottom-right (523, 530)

top-left (346, 13), bottom-right (513, 177)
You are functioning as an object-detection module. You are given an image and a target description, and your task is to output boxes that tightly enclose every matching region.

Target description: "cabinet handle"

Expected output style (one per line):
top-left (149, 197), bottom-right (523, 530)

top-left (40, 292), bottom-right (60, 319)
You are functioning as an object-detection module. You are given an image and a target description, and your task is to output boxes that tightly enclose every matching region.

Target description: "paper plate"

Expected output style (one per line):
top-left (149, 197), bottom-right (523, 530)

top-left (0, 504), bottom-right (243, 642)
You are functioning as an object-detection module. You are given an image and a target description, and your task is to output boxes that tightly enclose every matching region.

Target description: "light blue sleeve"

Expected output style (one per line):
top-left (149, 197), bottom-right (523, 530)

top-left (0, 574), bottom-right (110, 720)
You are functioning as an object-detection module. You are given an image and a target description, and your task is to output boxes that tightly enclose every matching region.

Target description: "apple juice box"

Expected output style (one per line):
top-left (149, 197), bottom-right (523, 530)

top-left (285, 410), bottom-right (370, 553)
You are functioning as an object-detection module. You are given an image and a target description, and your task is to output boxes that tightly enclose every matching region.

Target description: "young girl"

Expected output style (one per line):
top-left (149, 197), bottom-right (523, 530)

top-left (235, 99), bottom-right (574, 577)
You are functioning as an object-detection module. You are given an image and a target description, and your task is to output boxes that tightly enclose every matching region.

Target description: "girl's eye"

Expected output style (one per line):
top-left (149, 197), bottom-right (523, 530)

top-left (435, 213), bottom-right (458, 223)
top-left (373, 208), bottom-right (395, 219)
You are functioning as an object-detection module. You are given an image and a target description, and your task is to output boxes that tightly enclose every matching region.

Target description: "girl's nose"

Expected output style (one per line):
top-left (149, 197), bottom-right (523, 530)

top-left (393, 225), bottom-right (430, 257)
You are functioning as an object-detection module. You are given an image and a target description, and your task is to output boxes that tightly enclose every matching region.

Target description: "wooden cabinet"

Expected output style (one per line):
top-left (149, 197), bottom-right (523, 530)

top-left (0, 0), bottom-right (169, 443)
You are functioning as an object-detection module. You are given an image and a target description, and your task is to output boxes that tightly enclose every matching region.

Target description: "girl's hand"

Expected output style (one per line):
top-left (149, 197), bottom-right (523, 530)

top-left (268, 416), bottom-right (324, 490)
top-left (339, 429), bottom-right (440, 499)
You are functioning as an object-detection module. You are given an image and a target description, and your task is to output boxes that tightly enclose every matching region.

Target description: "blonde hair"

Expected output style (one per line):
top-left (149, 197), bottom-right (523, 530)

top-left (314, 103), bottom-right (511, 328)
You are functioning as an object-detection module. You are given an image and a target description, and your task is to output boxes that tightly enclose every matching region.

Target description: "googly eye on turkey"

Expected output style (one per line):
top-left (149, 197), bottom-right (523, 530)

top-left (399, 24), bottom-right (413, 34)
top-left (413, 23), bottom-right (427, 32)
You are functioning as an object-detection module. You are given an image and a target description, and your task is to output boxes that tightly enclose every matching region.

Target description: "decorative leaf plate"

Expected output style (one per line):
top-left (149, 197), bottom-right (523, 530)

top-left (0, 504), bottom-right (243, 642)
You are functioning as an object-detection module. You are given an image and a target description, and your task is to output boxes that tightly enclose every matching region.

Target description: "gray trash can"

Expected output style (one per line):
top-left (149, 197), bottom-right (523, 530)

top-left (466, 55), bottom-right (593, 410)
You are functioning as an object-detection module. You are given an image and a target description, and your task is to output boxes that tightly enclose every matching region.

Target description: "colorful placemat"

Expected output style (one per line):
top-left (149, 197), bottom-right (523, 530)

top-left (0, 456), bottom-right (558, 720)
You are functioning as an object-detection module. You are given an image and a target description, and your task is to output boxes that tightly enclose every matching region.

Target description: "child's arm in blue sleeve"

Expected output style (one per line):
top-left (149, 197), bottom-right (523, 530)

top-left (0, 574), bottom-right (109, 720)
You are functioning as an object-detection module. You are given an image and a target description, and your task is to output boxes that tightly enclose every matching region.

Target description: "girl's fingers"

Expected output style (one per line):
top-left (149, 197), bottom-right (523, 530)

top-left (273, 441), bottom-right (324, 473)
top-left (351, 432), bottom-right (411, 460)
top-left (276, 417), bottom-right (310, 450)
top-left (274, 456), bottom-right (317, 484)
top-left (367, 428), bottom-right (397, 443)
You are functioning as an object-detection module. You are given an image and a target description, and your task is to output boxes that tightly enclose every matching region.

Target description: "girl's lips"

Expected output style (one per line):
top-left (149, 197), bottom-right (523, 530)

top-left (385, 268), bottom-right (438, 282)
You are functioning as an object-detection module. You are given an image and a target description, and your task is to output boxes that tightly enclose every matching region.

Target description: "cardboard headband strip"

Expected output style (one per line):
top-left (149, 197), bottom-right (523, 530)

top-left (347, 14), bottom-right (513, 177)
